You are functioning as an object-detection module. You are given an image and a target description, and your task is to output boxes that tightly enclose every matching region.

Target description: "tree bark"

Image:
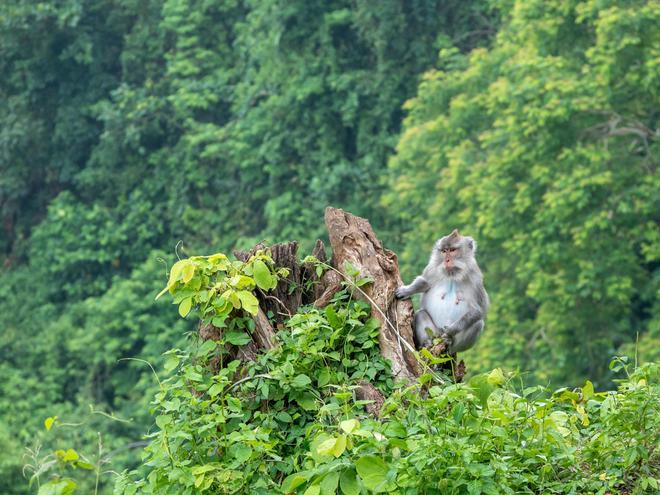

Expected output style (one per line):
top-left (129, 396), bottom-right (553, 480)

top-left (323, 207), bottom-right (422, 381)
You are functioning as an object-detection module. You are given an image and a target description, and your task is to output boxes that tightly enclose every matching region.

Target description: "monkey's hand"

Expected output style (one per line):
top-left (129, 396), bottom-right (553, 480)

top-left (441, 324), bottom-right (458, 338)
top-left (395, 286), bottom-right (411, 299)
top-left (440, 330), bottom-right (454, 348)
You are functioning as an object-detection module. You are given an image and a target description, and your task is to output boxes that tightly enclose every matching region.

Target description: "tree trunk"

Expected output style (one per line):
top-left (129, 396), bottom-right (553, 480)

top-left (323, 207), bottom-right (422, 381)
top-left (212, 207), bottom-right (426, 386)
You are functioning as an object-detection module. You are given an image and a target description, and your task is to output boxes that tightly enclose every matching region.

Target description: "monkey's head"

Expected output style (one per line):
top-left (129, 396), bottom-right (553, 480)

top-left (433, 229), bottom-right (477, 279)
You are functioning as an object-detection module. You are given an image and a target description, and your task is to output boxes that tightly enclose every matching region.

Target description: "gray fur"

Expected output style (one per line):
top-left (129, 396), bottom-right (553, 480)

top-left (395, 231), bottom-right (489, 353)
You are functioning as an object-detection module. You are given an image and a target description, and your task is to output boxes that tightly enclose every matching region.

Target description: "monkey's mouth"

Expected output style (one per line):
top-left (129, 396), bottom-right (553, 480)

top-left (444, 261), bottom-right (461, 275)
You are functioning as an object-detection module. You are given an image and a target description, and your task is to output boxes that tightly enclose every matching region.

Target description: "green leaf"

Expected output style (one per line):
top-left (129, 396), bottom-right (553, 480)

top-left (164, 355), bottom-right (180, 372)
top-left (316, 437), bottom-right (338, 456)
top-left (331, 435), bottom-right (347, 457)
top-left (63, 449), bottom-right (78, 462)
top-left (384, 420), bottom-right (406, 438)
top-left (291, 374), bottom-right (312, 389)
top-left (295, 392), bottom-right (318, 411)
top-left (44, 416), bottom-right (57, 431)
top-left (275, 411), bottom-right (293, 423)
top-left (236, 290), bottom-right (259, 315)
top-left (229, 444), bottom-right (252, 463)
top-left (343, 261), bottom-right (360, 278)
top-left (582, 380), bottom-right (594, 401)
top-left (230, 274), bottom-right (255, 289)
top-left (211, 315), bottom-right (228, 328)
top-left (282, 472), bottom-right (309, 493)
top-left (222, 289), bottom-right (241, 309)
top-left (325, 305), bottom-right (342, 328)
top-left (317, 369), bottom-right (332, 387)
top-left (208, 383), bottom-right (224, 397)
top-left (487, 368), bottom-right (505, 386)
top-left (320, 471), bottom-right (340, 495)
top-left (452, 403), bottom-right (465, 424)
top-left (253, 259), bottom-right (275, 290)
top-left (355, 455), bottom-right (389, 492)
top-left (469, 375), bottom-right (494, 409)
top-left (198, 339), bottom-right (217, 355)
top-left (178, 297), bottom-right (192, 318)
top-left (192, 465), bottom-right (217, 475)
top-left (155, 414), bottom-right (172, 429)
top-left (304, 485), bottom-right (321, 495)
top-left (225, 331), bottom-right (252, 346)
top-left (38, 479), bottom-right (77, 495)
top-left (182, 262), bottom-right (195, 283)
top-left (55, 448), bottom-right (79, 462)
top-left (339, 469), bottom-right (360, 495)
top-left (339, 419), bottom-right (359, 434)
top-left (156, 259), bottom-right (186, 300)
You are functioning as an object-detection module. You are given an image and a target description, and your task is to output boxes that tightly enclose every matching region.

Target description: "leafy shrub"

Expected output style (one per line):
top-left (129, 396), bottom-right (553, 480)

top-left (114, 251), bottom-right (658, 494)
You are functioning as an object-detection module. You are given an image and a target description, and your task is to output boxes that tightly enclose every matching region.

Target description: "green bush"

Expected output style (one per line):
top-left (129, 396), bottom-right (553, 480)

top-left (112, 251), bottom-right (658, 494)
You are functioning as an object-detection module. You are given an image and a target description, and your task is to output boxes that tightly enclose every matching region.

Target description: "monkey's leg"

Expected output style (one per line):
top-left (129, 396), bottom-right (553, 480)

top-left (447, 320), bottom-right (484, 354)
top-left (414, 309), bottom-right (439, 348)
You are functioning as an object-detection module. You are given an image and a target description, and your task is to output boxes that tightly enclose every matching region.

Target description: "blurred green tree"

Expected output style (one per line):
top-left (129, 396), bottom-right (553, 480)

top-left (386, 0), bottom-right (659, 386)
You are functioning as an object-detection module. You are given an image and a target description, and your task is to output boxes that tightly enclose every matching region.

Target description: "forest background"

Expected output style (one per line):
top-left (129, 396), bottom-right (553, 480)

top-left (0, 0), bottom-right (657, 493)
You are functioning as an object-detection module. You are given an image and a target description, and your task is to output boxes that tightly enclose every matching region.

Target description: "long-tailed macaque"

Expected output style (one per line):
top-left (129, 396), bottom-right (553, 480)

top-left (395, 230), bottom-right (489, 353)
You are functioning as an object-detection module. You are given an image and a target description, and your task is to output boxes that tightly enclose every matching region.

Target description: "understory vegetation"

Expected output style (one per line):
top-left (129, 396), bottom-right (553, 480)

top-left (31, 252), bottom-right (659, 494)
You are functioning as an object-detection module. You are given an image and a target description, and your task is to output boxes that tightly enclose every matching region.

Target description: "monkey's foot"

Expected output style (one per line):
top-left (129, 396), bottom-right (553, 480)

top-left (429, 342), bottom-right (448, 356)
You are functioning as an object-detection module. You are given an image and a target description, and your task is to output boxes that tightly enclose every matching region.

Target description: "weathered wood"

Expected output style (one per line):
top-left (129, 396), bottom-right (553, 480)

top-left (355, 381), bottom-right (386, 416)
top-left (253, 308), bottom-right (277, 349)
top-left (323, 207), bottom-right (422, 381)
top-left (301, 239), bottom-right (334, 305)
top-left (306, 239), bottom-right (343, 308)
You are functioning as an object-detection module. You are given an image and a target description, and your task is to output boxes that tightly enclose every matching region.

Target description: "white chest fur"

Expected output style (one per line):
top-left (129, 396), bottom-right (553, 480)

top-left (421, 279), bottom-right (468, 329)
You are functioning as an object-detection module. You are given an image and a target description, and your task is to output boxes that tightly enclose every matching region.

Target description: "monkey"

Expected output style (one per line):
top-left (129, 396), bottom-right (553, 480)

top-left (395, 229), bottom-right (489, 354)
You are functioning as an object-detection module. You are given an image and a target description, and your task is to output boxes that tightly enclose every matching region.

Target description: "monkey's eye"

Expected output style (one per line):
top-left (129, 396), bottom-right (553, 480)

top-left (450, 247), bottom-right (458, 253)
top-left (440, 249), bottom-right (448, 254)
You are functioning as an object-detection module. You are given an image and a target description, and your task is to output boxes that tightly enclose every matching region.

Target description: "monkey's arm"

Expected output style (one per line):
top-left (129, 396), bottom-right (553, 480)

top-left (395, 276), bottom-right (430, 299)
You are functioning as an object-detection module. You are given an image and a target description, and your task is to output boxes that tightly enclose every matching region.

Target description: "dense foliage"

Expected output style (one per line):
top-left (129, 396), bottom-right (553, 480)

top-left (0, 0), bottom-right (657, 493)
top-left (1, 1), bottom-right (496, 492)
top-left (116, 251), bottom-right (657, 495)
top-left (387, 0), bottom-right (659, 385)
top-left (25, 251), bottom-right (659, 494)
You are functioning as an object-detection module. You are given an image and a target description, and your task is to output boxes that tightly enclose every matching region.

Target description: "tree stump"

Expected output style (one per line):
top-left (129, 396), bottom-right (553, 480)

top-left (206, 207), bottom-right (456, 391)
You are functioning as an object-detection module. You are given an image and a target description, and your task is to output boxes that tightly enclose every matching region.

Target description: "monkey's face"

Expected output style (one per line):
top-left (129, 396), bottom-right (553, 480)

top-left (434, 230), bottom-right (475, 277)
top-left (440, 244), bottom-right (459, 272)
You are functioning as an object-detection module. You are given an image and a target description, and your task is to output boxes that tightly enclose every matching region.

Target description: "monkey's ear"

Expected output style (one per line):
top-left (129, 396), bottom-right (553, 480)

top-left (466, 237), bottom-right (476, 252)
top-left (450, 229), bottom-right (460, 238)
